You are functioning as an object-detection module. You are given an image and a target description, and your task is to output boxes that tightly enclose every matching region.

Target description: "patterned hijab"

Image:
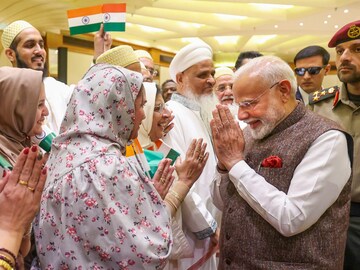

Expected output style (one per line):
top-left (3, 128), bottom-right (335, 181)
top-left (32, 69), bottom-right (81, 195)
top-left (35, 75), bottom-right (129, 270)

top-left (0, 67), bottom-right (43, 165)
top-left (48, 64), bottom-right (143, 178)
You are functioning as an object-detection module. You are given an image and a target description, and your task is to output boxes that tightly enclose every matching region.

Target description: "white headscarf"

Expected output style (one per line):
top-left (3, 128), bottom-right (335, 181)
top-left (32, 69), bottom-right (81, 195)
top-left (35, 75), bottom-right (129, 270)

top-left (138, 82), bottom-right (157, 149)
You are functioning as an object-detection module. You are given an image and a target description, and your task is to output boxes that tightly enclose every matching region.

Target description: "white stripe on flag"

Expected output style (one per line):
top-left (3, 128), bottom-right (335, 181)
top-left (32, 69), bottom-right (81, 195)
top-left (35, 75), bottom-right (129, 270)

top-left (103, 12), bottom-right (126, 23)
top-left (68, 14), bottom-right (103, 27)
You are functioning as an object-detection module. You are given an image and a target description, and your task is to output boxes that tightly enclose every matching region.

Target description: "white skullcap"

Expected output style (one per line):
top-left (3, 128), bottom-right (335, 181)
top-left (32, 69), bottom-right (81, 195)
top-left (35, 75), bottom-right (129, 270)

top-left (1, 20), bottom-right (34, 49)
top-left (214, 66), bottom-right (234, 80)
top-left (96, 45), bottom-right (139, 67)
top-left (169, 42), bottom-right (213, 82)
top-left (134, 49), bottom-right (153, 60)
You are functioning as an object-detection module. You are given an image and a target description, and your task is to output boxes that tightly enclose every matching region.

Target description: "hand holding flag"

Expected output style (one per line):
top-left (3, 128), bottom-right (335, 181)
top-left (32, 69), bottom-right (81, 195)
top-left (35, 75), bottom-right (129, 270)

top-left (67, 3), bottom-right (126, 35)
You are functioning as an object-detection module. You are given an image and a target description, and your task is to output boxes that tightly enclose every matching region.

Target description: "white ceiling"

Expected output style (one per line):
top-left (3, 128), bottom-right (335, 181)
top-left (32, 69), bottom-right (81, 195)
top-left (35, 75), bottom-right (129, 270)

top-left (1, 0), bottom-right (359, 65)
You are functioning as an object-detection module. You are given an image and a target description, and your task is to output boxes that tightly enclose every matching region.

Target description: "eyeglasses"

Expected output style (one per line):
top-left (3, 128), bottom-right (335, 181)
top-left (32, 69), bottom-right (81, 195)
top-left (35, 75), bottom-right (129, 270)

top-left (216, 84), bottom-right (233, 92)
top-left (294, 66), bottom-right (326, 76)
top-left (154, 103), bottom-right (167, 114)
top-left (236, 81), bottom-right (280, 111)
top-left (146, 67), bottom-right (158, 77)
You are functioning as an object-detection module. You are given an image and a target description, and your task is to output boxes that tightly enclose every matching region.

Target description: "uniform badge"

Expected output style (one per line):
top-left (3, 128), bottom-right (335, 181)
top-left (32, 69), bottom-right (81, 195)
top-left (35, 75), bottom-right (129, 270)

top-left (328, 87), bottom-right (335, 94)
top-left (347, 25), bottom-right (360, 39)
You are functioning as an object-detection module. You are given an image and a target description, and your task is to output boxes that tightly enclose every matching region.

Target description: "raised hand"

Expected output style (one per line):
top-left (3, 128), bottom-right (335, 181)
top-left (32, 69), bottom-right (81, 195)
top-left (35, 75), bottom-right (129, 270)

top-left (211, 104), bottom-right (244, 171)
top-left (152, 158), bottom-right (175, 199)
top-left (175, 138), bottom-right (209, 188)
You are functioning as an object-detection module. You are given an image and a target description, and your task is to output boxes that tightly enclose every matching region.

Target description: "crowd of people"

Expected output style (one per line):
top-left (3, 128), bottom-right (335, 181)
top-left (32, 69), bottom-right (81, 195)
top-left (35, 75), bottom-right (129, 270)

top-left (0, 16), bottom-right (359, 270)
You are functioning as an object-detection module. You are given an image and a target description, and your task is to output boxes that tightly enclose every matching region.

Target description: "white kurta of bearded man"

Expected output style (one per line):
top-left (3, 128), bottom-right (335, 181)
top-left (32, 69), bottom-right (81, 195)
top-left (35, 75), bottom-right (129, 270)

top-left (163, 42), bottom-right (220, 270)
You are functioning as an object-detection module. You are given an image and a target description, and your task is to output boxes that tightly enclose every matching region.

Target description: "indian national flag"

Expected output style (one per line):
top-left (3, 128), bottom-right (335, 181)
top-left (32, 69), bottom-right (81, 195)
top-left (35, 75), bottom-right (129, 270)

top-left (153, 139), bottom-right (180, 165)
top-left (126, 138), bottom-right (151, 176)
top-left (67, 3), bottom-right (126, 35)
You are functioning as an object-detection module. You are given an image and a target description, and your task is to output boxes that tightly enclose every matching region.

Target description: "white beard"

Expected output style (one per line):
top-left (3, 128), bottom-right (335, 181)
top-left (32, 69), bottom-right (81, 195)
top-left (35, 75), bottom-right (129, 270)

top-left (246, 99), bottom-right (285, 140)
top-left (183, 89), bottom-right (218, 137)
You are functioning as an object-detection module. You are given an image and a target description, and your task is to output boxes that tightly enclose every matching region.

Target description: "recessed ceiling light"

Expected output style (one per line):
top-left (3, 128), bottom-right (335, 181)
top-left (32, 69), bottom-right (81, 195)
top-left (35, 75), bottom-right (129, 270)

top-left (344, 9), bottom-right (349, 13)
top-left (274, 25), bottom-right (278, 28)
top-left (299, 22), bottom-right (304, 26)
top-left (327, 15), bottom-right (332, 18)
top-left (324, 21), bottom-right (328, 24)
top-left (335, 25), bottom-right (339, 29)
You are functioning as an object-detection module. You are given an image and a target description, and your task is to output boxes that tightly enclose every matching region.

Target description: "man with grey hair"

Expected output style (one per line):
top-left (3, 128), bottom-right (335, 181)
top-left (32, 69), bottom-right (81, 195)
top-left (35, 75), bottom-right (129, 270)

top-left (211, 55), bottom-right (353, 269)
top-left (163, 42), bottom-right (220, 269)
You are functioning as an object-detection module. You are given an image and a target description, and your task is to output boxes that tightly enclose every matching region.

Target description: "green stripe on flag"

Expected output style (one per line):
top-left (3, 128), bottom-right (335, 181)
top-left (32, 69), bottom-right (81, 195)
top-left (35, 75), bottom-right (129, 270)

top-left (70, 23), bottom-right (102, 35)
top-left (166, 149), bottom-right (180, 165)
top-left (104, 22), bottom-right (126, 32)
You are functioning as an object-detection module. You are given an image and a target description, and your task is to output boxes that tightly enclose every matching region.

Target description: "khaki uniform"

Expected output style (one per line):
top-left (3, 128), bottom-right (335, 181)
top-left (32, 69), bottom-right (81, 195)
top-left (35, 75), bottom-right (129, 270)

top-left (309, 84), bottom-right (360, 203)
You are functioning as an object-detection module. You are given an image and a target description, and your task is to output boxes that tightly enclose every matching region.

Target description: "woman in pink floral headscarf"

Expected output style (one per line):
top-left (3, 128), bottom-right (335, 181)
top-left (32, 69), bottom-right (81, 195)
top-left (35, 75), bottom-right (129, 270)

top-left (34, 64), bottom-right (172, 269)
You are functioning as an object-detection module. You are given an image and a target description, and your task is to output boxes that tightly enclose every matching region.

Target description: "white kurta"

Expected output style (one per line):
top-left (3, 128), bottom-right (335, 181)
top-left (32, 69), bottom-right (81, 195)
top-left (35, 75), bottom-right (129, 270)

top-left (43, 77), bottom-right (74, 134)
top-left (163, 96), bottom-right (219, 270)
top-left (212, 130), bottom-right (351, 236)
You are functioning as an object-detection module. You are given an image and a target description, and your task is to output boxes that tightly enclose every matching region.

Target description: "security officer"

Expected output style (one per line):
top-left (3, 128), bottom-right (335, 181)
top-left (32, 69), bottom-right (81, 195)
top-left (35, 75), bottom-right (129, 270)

top-left (309, 20), bottom-right (360, 270)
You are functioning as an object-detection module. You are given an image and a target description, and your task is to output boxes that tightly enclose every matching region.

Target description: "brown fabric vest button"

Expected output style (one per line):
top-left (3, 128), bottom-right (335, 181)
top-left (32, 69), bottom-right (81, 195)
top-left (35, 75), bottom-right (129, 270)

top-left (228, 207), bottom-right (233, 213)
top-left (225, 258), bottom-right (231, 265)
top-left (225, 233), bottom-right (231, 240)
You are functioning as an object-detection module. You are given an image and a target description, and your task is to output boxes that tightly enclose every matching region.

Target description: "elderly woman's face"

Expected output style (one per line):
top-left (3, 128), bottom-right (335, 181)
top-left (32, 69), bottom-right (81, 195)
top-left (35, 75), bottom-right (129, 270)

top-left (129, 87), bottom-right (146, 140)
top-left (28, 84), bottom-right (49, 137)
top-left (148, 94), bottom-right (170, 142)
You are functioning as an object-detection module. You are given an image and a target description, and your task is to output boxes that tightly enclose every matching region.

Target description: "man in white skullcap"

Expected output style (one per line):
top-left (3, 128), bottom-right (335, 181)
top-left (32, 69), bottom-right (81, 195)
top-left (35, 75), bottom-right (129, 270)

top-left (1, 20), bottom-right (73, 134)
top-left (213, 66), bottom-right (235, 105)
top-left (1, 20), bottom-right (111, 134)
top-left (163, 42), bottom-right (220, 270)
top-left (135, 49), bottom-right (156, 82)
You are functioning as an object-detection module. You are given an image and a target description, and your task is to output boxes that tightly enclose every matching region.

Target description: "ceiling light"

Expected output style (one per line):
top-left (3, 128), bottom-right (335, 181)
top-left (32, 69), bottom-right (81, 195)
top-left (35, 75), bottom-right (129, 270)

top-left (250, 3), bottom-right (293, 10)
top-left (324, 21), bottom-right (328, 24)
top-left (274, 25), bottom-right (278, 28)
top-left (335, 25), bottom-right (339, 29)
top-left (327, 15), bottom-right (332, 18)
top-left (139, 25), bottom-right (165, 33)
top-left (299, 22), bottom-right (304, 26)
top-left (344, 9), bottom-right (349, 13)
top-left (215, 14), bottom-right (247, 20)
top-left (214, 36), bottom-right (239, 45)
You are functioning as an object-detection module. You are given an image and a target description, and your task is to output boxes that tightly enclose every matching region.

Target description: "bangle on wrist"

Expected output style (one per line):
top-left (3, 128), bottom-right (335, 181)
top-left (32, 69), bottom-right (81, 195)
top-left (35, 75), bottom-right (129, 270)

top-left (0, 258), bottom-right (13, 270)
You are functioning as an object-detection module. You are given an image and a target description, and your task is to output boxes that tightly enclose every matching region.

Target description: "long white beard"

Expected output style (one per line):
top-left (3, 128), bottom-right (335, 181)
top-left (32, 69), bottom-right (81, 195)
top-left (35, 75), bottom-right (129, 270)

top-left (184, 89), bottom-right (218, 136)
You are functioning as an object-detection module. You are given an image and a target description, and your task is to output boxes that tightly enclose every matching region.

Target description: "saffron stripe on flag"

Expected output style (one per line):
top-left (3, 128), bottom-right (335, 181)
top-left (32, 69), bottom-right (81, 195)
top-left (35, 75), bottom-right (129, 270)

top-left (67, 5), bottom-right (103, 18)
top-left (102, 3), bottom-right (126, 13)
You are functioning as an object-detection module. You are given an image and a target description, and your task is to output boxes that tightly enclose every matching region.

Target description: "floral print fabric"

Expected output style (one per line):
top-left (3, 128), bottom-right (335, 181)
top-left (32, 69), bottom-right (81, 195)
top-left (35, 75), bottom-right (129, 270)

top-left (34, 64), bottom-right (172, 269)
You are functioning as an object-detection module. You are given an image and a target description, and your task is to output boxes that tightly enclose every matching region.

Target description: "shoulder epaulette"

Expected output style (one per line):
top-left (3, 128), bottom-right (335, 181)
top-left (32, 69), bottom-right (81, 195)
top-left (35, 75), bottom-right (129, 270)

top-left (308, 86), bottom-right (339, 105)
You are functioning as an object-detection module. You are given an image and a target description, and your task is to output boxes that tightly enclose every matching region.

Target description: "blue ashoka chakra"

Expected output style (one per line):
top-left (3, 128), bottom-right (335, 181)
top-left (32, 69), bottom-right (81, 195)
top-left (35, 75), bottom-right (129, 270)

top-left (82, 16), bottom-right (90, 24)
top-left (104, 13), bottom-right (111, 22)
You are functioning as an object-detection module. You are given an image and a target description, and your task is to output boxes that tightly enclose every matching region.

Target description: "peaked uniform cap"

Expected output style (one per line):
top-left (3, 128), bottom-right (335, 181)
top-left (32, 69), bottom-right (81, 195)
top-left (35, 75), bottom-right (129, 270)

top-left (328, 20), bottom-right (360, 47)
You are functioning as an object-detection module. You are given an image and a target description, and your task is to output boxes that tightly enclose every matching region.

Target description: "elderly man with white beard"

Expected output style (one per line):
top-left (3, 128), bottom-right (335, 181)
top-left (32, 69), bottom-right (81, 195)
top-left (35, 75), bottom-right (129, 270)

top-left (162, 42), bottom-right (220, 270)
